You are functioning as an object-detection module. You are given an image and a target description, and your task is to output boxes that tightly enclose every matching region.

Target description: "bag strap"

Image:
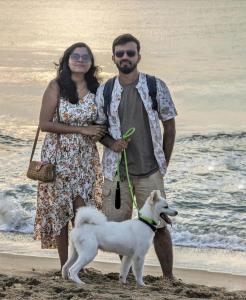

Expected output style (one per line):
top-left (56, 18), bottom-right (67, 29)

top-left (30, 127), bottom-right (41, 162)
top-left (146, 74), bottom-right (158, 111)
top-left (29, 92), bottom-right (61, 163)
top-left (103, 76), bottom-right (116, 127)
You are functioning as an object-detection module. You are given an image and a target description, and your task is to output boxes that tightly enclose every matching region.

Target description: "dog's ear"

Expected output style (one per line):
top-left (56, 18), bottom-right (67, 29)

top-left (149, 190), bottom-right (161, 204)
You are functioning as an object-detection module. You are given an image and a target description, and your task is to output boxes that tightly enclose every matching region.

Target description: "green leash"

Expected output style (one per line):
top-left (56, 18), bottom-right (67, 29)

top-left (116, 128), bottom-right (157, 226)
top-left (116, 127), bottom-right (138, 210)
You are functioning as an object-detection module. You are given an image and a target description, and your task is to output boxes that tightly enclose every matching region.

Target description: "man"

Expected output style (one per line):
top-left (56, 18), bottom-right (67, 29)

top-left (95, 34), bottom-right (177, 280)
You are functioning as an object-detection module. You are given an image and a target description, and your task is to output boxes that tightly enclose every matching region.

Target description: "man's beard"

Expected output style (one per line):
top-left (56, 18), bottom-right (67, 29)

top-left (116, 60), bottom-right (137, 74)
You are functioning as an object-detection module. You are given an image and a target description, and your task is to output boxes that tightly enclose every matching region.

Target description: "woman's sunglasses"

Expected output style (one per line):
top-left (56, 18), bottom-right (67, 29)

top-left (114, 50), bottom-right (137, 58)
top-left (70, 53), bottom-right (91, 62)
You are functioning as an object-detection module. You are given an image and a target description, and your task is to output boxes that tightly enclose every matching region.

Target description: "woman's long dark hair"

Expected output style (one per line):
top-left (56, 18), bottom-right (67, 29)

top-left (56, 42), bottom-right (100, 104)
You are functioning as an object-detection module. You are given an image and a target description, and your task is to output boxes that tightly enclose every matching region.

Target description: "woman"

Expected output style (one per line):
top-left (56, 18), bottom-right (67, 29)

top-left (34, 42), bottom-right (106, 268)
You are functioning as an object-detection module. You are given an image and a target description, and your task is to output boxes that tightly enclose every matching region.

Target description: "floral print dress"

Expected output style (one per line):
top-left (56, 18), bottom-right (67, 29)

top-left (34, 92), bottom-right (102, 249)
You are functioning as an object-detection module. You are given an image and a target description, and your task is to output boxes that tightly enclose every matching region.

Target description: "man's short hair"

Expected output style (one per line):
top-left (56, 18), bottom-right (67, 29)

top-left (112, 34), bottom-right (141, 54)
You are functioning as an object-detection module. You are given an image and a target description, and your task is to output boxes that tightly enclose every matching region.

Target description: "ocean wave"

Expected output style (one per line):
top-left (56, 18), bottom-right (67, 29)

top-left (1, 184), bottom-right (36, 199)
top-left (0, 194), bottom-right (245, 252)
top-left (172, 230), bottom-right (246, 251)
top-left (175, 199), bottom-right (246, 213)
top-left (8, 184), bottom-right (36, 196)
top-left (0, 133), bottom-right (31, 147)
top-left (1, 128), bottom-right (245, 147)
top-left (0, 197), bottom-right (34, 233)
top-left (177, 132), bottom-right (246, 143)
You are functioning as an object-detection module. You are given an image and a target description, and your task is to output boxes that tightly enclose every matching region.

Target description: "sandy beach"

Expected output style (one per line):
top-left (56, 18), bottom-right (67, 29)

top-left (0, 253), bottom-right (246, 300)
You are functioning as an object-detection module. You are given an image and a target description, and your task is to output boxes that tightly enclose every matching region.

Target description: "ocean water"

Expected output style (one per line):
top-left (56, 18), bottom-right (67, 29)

top-left (0, 0), bottom-right (245, 273)
top-left (0, 122), bottom-right (245, 252)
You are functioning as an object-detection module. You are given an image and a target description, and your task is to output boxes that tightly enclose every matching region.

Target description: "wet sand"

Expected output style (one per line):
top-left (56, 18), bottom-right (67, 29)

top-left (0, 253), bottom-right (246, 300)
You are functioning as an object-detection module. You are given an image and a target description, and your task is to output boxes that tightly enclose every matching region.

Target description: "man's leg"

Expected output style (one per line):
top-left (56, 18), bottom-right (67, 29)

top-left (102, 177), bottom-right (133, 265)
top-left (133, 171), bottom-right (174, 279)
top-left (154, 227), bottom-right (173, 279)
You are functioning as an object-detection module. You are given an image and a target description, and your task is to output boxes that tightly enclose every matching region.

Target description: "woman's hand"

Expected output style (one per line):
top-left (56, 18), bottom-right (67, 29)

top-left (81, 125), bottom-right (107, 137)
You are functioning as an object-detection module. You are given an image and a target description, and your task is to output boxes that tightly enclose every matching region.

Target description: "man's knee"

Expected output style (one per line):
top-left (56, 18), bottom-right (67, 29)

top-left (102, 178), bottom-right (132, 222)
top-left (134, 171), bottom-right (165, 208)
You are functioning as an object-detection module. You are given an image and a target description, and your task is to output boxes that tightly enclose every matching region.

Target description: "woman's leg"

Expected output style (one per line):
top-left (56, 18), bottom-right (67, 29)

top-left (72, 196), bottom-right (86, 226)
top-left (70, 196), bottom-right (86, 274)
top-left (55, 223), bottom-right (69, 269)
top-left (55, 196), bottom-right (85, 269)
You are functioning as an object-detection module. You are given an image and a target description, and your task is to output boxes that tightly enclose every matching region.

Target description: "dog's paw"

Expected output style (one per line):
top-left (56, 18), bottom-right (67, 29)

top-left (119, 276), bottom-right (126, 284)
top-left (136, 281), bottom-right (146, 287)
top-left (68, 272), bottom-right (85, 285)
top-left (61, 269), bottom-right (69, 280)
top-left (71, 277), bottom-right (86, 285)
top-left (76, 280), bottom-right (86, 285)
top-left (62, 273), bottom-right (69, 280)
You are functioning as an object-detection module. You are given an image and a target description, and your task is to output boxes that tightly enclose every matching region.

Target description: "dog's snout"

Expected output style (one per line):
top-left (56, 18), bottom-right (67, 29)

top-left (174, 211), bottom-right (178, 216)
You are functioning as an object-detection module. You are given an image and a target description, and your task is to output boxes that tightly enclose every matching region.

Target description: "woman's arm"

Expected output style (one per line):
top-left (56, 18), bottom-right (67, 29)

top-left (39, 80), bottom-right (106, 137)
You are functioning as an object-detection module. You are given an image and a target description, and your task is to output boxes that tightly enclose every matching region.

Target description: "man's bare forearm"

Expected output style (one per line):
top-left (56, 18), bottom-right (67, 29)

top-left (100, 134), bottom-right (115, 150)
top-left (162, 119), bottom-right (176, 167)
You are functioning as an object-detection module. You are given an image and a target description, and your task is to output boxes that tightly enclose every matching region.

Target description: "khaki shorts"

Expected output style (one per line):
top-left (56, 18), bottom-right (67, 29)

top-left (102, 170), bottom-right (165, 222)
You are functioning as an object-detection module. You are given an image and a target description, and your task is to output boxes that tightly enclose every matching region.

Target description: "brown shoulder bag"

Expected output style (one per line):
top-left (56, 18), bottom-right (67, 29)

top-left (26, 97), bottom-right (60, 182)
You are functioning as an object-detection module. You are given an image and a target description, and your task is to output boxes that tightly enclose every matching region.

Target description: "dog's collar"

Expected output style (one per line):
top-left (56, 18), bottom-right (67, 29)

top-left (138, 215), bottom-right (157, 232)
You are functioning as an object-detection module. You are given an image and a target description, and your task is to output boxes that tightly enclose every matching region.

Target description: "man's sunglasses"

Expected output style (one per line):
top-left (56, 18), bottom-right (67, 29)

top-left (70, 53), bottom-right (91, 62)
top-left (114, 50), bottom-right (137, 58)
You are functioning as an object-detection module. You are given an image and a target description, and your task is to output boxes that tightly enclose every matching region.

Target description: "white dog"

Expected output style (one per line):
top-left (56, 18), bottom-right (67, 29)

top-left (62, 190), bottom-right (178, 286)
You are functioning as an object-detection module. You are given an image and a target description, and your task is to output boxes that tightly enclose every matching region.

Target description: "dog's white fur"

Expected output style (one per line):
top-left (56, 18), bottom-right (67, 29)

top-left (62, 190), bottom-right (177, 286)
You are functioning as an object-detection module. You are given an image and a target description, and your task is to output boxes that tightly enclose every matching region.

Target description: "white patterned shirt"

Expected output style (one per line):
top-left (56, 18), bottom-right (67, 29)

top-left (95, 72), bottom-right (177, 181)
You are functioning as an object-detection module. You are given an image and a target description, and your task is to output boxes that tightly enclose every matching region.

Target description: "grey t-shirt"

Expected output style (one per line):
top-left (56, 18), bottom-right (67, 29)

top-left (118, 79), bottom-right (159, 178)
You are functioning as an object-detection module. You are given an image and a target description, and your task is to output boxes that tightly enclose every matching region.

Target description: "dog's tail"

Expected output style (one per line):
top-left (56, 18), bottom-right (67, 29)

top-left (75, 206), bottom-right (107, 227)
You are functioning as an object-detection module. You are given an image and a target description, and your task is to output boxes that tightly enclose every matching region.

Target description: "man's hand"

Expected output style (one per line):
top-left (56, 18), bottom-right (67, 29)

top-left (100, 134), bottom-right (130, 152)
top-left (111, 139), bottom-right (130, 153)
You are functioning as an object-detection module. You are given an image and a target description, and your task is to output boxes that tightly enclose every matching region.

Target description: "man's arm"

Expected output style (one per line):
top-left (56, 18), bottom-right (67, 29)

top-left (162, 118), bottom-right (176, 167)
top-left (156, 78), bottom-right (177, 167)
top-left (95, 84), bottom-right (130, 153)
top-left (100, 134), bottom-right (129, 153)
top-left (100, 134), bottom-right (116, 149)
